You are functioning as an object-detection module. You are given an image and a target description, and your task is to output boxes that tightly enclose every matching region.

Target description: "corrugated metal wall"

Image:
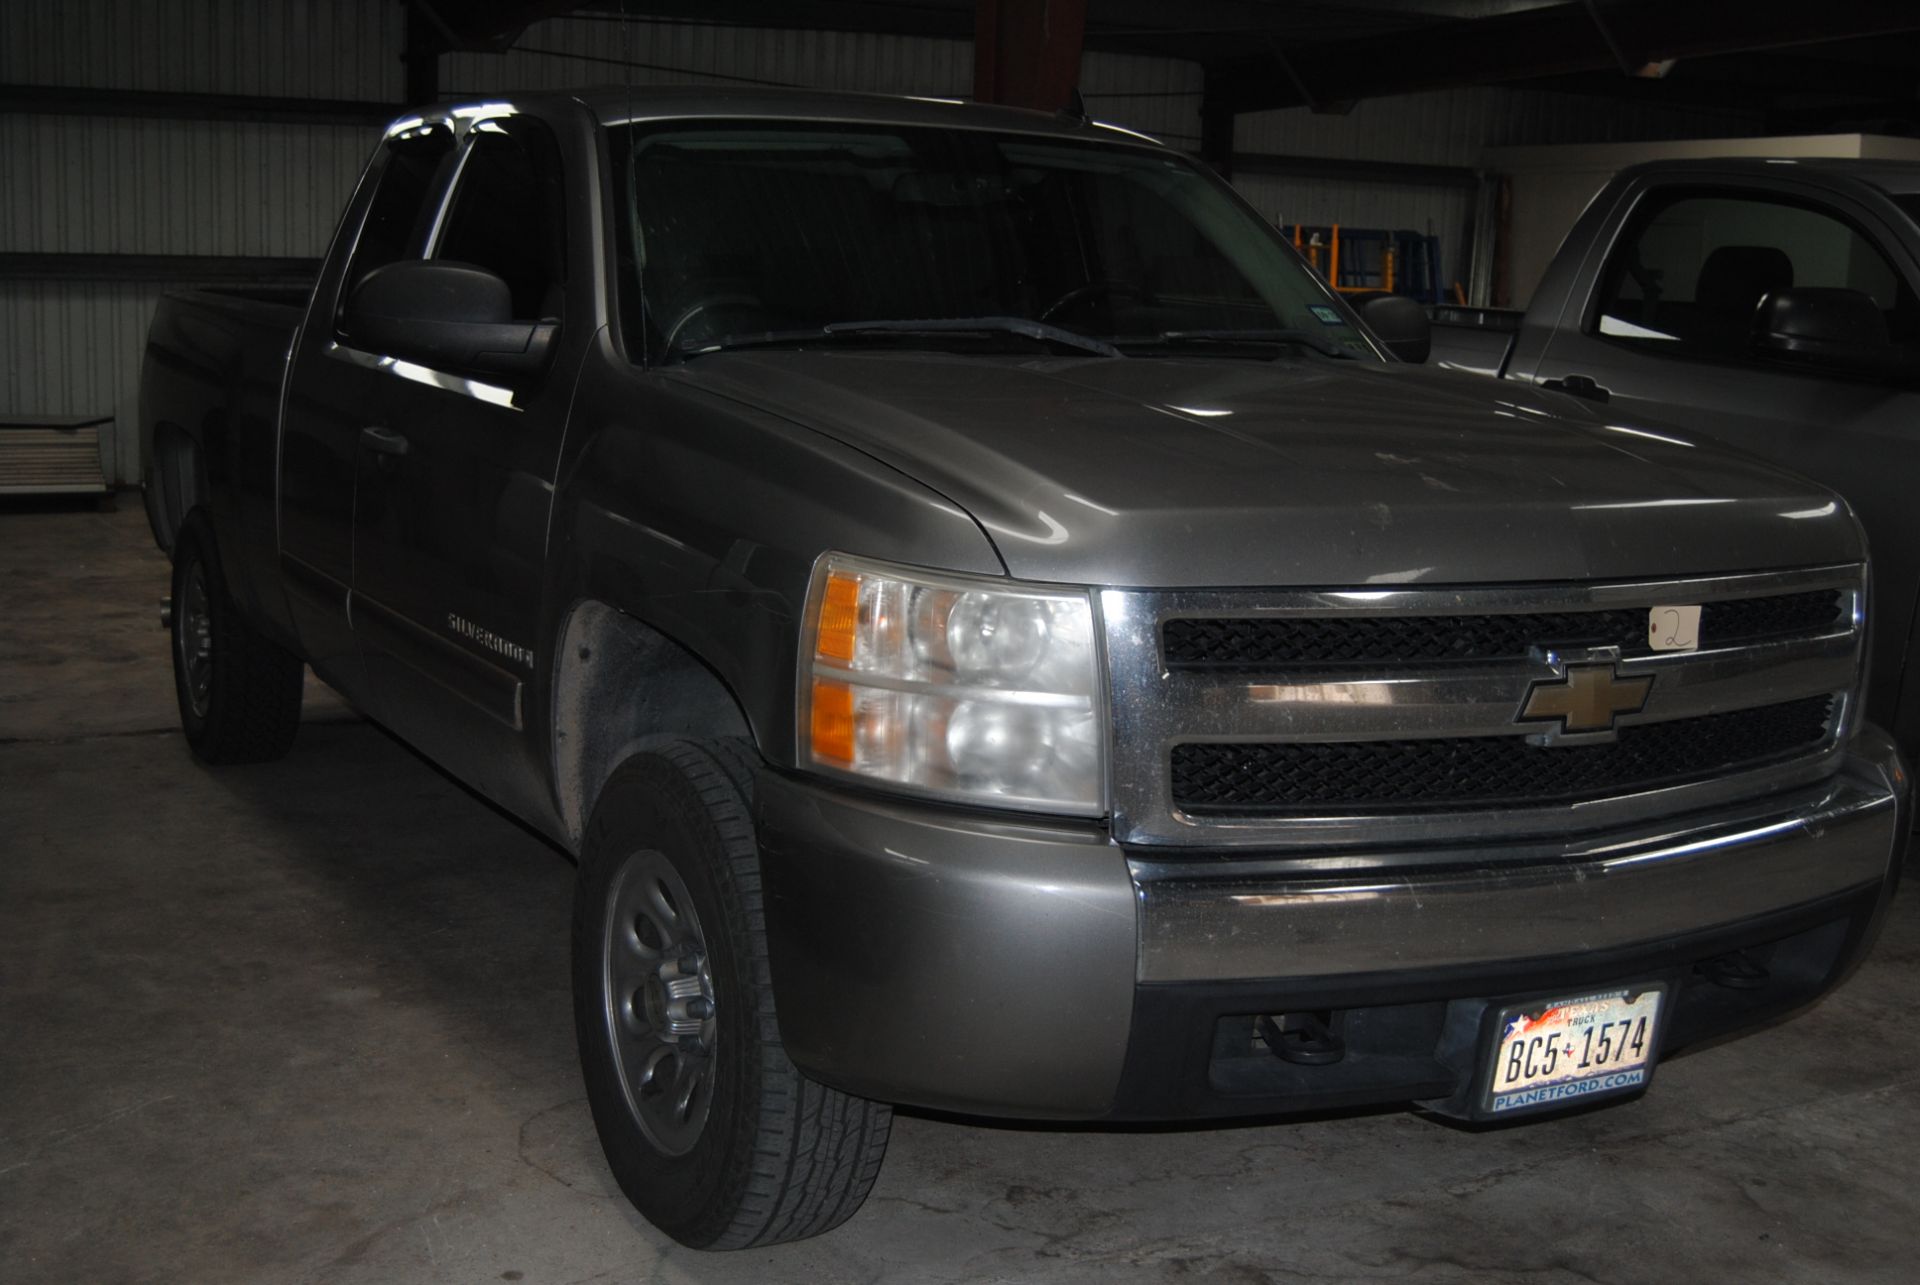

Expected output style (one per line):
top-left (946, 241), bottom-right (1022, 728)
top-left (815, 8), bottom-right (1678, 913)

top-left (0, 0), bottom-right (397, 481)
top-left (3, 2), bottom-right (1766, 484)
top-left (2, 4), bottom-right (1205, 482)
top-left (0, 0), bottom-right (402, 98)
top-left (2, 116), bottom-right (372, 257)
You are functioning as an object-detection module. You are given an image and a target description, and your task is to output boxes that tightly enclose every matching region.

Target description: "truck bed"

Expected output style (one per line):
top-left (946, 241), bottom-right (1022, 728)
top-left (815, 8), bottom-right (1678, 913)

top-left (140, 285), bottom-right (309, 634)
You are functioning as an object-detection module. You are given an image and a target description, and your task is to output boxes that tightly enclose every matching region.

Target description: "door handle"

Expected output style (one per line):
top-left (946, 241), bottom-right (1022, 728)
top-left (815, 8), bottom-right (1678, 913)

top-left (1539, 374), bottom-right (1610, 403)
top-left (360, 425), bottom-right (410, 456)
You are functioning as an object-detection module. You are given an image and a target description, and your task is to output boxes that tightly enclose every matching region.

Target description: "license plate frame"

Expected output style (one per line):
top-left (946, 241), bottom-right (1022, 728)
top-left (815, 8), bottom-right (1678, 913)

top-left (1474, 983), bottom-right (1668, 1119)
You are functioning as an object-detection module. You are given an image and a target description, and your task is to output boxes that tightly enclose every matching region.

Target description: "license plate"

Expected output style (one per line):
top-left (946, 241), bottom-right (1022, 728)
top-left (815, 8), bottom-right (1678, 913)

top-left (1483, 985), bottom-right (1665, 1115)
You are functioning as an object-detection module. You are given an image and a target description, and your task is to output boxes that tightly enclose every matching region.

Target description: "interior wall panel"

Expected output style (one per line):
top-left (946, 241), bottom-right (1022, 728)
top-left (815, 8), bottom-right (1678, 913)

top-left (1230, 86), bottom-right (1763, 297)
top-left (0, 1), bottom-right (395, 480)
top-left (440, 15), bottom-right (1202, 147)
top-left (1, 116), bottom-right (370, 258)
top-left (1236, 85), bottom-right (1759, 163)
top-left (2, 280), bottom-right (175, 481)
top-left (442, 16), bottom-right (976, 100)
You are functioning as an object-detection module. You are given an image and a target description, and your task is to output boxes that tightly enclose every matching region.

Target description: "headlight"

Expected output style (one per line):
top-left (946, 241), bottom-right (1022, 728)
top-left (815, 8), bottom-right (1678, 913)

top-left (799, 553), bottom-right (1105, 814)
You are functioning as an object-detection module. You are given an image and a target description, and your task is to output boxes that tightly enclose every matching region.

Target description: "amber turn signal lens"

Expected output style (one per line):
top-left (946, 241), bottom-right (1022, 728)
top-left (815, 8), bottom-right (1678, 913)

top-left (816, 570), bottom-right (860, 663)
top-left (810, 678), bottom-right (855, 766)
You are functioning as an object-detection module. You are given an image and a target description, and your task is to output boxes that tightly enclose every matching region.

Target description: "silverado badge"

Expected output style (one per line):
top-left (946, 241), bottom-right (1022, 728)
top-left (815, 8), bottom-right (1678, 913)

top-left (1519, 663), bottom-right (1653, 735)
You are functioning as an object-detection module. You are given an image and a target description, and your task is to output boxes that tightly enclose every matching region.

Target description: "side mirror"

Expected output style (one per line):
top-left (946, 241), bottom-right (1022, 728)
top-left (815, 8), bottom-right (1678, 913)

top-left (1353, 291), bottom-right (1431, 363)
top-left (342, 260), bottom-right (556, 378)
top-left (1751, 287), bottom-right (1896, 374)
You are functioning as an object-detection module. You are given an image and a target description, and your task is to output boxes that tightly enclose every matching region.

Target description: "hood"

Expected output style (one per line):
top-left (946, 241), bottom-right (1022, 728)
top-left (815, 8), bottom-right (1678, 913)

top-left (675, 351), bottom-right (1861, 588)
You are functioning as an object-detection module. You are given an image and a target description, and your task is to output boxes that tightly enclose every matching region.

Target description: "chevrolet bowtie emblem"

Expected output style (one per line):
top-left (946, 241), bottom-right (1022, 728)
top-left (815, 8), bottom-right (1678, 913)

top-left (1519, 664), bottom-right (1653, 734)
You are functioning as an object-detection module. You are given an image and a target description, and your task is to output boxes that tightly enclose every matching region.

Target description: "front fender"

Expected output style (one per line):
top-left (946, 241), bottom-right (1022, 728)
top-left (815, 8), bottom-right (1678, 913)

top-left (538, 339), bottom-right (1004, 779)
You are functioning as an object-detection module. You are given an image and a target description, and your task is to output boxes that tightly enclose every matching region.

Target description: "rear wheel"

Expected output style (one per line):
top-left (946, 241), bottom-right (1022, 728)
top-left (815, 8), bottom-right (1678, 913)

top-left (169, 516), bottom-right (303, 764)
top-left (572, 739), bottom-right (892, 1249)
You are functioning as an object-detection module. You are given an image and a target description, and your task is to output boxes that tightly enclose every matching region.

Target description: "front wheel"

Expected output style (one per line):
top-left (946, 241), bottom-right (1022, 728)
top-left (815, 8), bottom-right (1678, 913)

top-left (572, 739), bottom-right (892, 1249)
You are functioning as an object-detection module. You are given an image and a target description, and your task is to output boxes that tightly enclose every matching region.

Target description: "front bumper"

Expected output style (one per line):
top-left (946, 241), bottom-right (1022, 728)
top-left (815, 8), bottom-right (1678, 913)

top-left (757, 726), bottom-right (1908, 1120)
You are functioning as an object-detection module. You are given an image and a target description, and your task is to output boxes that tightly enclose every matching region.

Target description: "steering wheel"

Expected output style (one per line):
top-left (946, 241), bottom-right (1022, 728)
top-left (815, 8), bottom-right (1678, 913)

top-left (661, 292), bottom-right (767, 354)
top-left (1038, 279), bottom-right (1145, 322)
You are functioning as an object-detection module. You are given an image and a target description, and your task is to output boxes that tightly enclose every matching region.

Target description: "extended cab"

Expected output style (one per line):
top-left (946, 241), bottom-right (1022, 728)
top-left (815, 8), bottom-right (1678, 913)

top-left (143, 92), bottom-right (1908, 1250)
top-left (1431, 158), bottom-right (1920, 753)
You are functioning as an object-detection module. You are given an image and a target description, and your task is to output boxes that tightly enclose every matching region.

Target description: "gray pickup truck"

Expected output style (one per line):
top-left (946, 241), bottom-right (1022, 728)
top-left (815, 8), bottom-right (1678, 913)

top-left (1431, 158), bottom-right (1920, 754)
top-left (143, 90), bottom-right (1907, 1250)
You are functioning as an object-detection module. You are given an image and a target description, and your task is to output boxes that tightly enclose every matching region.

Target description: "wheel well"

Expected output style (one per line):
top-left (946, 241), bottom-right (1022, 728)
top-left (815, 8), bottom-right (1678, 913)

top-left (149, 424), bottom-right (202, 555)
top-left (552, 600), bottom-right (753, 843)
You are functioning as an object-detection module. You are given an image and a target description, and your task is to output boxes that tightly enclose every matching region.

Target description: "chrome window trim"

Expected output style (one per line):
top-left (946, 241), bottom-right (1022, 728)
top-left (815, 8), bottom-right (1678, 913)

top-left (1102, 564), bottom-right (1866, 849)
top-left (323, 340), bottom-right (522, 410)
top-left (423, 132), bottom-right (480, 259)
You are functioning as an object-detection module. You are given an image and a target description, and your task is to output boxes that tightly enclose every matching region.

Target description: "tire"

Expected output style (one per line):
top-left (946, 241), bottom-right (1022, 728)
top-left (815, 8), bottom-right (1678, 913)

top-left (572, 738), bottom-right (892, 1249)
top-left (169, 515), bottom-right (304, 764)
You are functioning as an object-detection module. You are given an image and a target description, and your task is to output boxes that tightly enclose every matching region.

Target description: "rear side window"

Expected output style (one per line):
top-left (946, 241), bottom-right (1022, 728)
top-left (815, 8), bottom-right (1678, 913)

top-left (339, 124), bottom-right (457, 311)
top-left (1592, 189), bottom-right (1919, 360)
top-left (434, 117), bottom-right (568, 321)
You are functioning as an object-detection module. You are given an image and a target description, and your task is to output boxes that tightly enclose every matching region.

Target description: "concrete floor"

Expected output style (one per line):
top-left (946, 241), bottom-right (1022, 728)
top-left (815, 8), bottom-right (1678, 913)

top-left (4, 499), bottom-right (1918, 1285)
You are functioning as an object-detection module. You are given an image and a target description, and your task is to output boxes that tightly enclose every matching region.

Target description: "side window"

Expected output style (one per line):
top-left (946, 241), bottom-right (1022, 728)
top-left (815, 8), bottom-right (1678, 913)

top-left (337, 124), bottom-right (457, 325)
top-left (1592, 189), bottom-right (1920, 365)
top-left (434, 117), bottom-right (568, 321)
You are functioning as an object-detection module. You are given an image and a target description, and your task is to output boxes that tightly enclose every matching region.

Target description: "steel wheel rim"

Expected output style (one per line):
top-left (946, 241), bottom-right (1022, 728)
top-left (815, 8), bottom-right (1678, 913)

top-left (602, 848), bottom-right (718, 1157)
top-left (178, 560), bottom-right (214, 719)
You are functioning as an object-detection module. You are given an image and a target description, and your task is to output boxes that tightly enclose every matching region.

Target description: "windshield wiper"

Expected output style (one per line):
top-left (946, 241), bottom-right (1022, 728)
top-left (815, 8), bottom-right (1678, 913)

top-left (824, 316), bottom-right (1122, 359)
top-left (1124, 328), bottom-right (1355, 360)
top-left (673, 327), bottom-right (831, 359)
top-left (673, 315), bottom-right (1123, 362)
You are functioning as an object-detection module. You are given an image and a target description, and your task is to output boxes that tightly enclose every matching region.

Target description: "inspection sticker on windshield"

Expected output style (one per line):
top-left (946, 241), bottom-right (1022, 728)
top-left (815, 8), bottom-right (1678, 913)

top-left (1484, 985), bottom-right (1664, 1115)
top-left (1648, 605), bottom-right (1701, 651)
top-left (1307, 304), bottom-right (1342, 325)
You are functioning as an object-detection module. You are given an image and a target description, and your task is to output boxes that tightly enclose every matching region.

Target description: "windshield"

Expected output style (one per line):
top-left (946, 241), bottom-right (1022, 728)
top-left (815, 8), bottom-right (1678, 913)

top-left (608, 120), bottom-right (1378, 363)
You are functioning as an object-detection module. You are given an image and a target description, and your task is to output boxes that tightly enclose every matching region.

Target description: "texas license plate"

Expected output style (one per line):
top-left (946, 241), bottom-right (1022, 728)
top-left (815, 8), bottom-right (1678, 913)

top-left (1483, 985), bottom-right (1665, 1116)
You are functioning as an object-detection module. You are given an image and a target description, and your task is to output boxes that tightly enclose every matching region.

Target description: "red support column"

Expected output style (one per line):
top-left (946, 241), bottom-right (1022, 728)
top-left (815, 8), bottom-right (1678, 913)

top-left (973, 0), bottom-right (1088, 112)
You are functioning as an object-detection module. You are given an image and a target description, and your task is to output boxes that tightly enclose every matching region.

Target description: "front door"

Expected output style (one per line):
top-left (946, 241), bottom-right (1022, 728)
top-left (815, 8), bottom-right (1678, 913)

top-left (347, 112), bottom-right (578, 822)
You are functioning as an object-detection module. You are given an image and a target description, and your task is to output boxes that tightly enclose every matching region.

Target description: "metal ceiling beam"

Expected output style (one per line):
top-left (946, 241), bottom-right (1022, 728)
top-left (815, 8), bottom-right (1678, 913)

top-left (568, 0), bottom-right (977, 40)
top-left (1229, 152), bottom-right (1479, 187)
top-left (0, 84), bottom-right (400, 126)
top-left (0, 254), bottom-right (322, 284)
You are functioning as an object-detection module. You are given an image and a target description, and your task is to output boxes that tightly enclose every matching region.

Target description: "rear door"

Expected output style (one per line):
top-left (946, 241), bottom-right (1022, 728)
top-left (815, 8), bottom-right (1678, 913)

top-left (281, 121), bottom-right (457, 701)
top-left (1510, 174), bottom-right (1920, 738)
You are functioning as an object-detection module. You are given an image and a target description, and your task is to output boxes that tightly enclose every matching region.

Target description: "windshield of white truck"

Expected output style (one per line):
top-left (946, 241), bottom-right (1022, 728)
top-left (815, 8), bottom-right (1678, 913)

top-left (609, 120), bottom-right (1377, 364)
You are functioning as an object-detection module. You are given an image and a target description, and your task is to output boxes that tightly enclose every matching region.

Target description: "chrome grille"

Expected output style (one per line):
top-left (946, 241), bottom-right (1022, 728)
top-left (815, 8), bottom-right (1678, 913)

top-left (1161, 590), bottom-right (1844, 669)
top-left (1101, 565), bottom-right (1864, 849)
top-left (1172, 696), bottom-right (1833, 812)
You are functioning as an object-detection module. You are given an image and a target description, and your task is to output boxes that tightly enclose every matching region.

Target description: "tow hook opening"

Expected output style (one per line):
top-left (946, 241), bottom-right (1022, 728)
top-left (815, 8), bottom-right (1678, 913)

top-left (1696, 949), bottom-right (1771, 990)
top-left (1257, 1010), bottom-right (1347, 1066)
